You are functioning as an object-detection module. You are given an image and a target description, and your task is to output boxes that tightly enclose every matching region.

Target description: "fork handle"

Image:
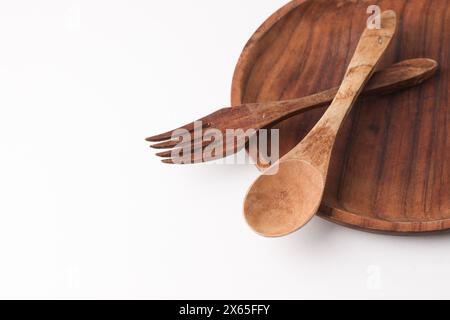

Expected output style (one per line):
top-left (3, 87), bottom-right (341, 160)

top-left (237, 58), bottom-right (436, 130)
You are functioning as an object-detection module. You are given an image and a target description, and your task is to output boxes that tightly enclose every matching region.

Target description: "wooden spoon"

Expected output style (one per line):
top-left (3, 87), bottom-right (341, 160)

top-left (244, 10), bottom-right (398, 237)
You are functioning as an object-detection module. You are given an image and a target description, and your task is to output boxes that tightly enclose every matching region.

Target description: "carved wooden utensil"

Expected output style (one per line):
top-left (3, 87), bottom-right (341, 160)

top-left (244, 10), bottom-right (397, 237)
top-left (147, 58), bottom-right (437, 164)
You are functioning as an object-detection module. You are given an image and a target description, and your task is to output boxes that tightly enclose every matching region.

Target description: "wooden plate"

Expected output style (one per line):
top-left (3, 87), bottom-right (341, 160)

top-left (231, 0), bottom-right (450, 234)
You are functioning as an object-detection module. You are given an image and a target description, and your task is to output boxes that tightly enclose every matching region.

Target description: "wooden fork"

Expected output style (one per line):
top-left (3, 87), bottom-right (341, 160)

top-left (146, 58), bottom-right (437, 164)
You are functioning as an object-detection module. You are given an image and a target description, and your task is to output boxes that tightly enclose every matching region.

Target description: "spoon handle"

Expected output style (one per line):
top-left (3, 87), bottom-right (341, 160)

top-left (293, 10), bottom-right (398, 174)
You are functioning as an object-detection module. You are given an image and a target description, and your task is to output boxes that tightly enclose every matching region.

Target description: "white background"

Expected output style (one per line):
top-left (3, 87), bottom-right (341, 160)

top-left (0, 0), bottom-right (449, 300)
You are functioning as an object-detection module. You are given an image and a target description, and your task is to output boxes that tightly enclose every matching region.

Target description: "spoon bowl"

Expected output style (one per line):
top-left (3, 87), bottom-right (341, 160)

top-left (244, 160), bottom-right (324, 237)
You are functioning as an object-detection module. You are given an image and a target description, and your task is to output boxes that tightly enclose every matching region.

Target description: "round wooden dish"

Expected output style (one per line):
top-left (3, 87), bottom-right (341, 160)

top-left (231, 0), bottom-right (450, 234)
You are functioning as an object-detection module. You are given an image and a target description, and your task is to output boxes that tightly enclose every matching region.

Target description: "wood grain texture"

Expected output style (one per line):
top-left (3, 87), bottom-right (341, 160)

top-left (232, 0), bottom-right (450, 234)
